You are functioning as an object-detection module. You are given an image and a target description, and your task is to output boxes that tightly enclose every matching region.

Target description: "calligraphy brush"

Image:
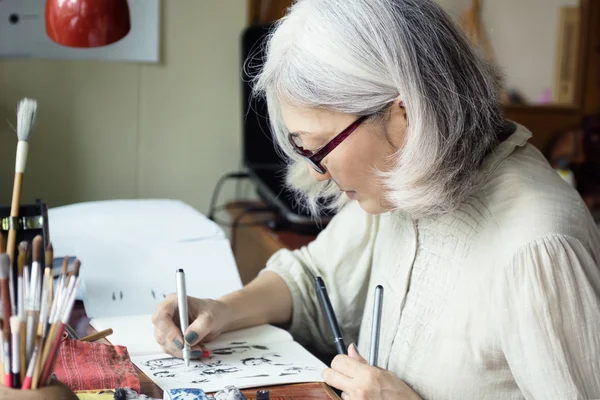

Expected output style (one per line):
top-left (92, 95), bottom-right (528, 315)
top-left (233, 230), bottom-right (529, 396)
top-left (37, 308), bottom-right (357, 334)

top-left (0, 254), bottom-right (13, 387)
top-left (29, 269), bottom-right (51, 388)
top-left (21, 335), bottom-right (41, 390)
top-left (40, 243), bottom-right (53, 343)
top-left (37, 269), bottom-right (51, 346)
top-left (46, 275), bottom-right (54, 340)
top-left (7, 99), bottom-right (38, 313)
top-left (0, 320), bottom-right (4, 383)
top-left (17, 242), bottom-right (28, 383)
top-left (47, 257), bottom-right (76, 337)
top-left (44, 243), bottom-right (53, 274)
top-left (46, 256), bottom-right (68, 337)
top-left (67, 259), bottom-right (80, 284)
top-left (33, 267), bottom-right (77, 389)
top-left (38, 276), bottom-right (80, 388)
top-left (26, 236), bottom-right (43, 362)
top-left (10, 316), bottom-right (20, 388)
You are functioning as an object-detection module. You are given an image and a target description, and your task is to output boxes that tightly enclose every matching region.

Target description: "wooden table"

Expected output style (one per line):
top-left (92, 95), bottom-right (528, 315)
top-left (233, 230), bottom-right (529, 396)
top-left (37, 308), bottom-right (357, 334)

top-left (69, 302), bottom-right (339, 399)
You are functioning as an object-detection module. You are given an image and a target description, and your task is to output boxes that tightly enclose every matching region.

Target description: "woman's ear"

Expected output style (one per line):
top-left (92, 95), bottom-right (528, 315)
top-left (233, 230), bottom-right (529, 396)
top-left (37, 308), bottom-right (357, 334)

top-left (393, 96), bottom-right (407, 123)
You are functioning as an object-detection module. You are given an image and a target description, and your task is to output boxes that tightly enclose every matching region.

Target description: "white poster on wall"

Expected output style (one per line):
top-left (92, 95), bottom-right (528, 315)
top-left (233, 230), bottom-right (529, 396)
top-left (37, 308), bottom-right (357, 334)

top-left (0, 0), bottom-right (160, 63)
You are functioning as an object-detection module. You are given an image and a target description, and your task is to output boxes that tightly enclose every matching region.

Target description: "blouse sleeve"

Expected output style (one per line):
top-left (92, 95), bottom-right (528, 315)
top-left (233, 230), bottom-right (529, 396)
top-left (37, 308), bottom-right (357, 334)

top-left (263, 201), bottom-right (378, 354)
top-left (497, 234), bottom-right (600, 400)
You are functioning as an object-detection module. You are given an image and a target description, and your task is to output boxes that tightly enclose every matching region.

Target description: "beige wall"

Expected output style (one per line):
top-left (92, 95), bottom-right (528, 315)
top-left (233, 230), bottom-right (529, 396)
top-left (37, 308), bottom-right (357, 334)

top-left (0, 0), bottom-right (247, 215)
top-left (437, 0), bottom-right (579, 103)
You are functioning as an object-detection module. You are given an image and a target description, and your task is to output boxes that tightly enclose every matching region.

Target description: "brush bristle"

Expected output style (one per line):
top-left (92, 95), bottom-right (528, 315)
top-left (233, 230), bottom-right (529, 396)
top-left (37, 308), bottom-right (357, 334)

top-left (9, 316), bottom-right (20, 333)
top-left (62, 256), bottom-right (69, 275)
top-left (17, 98), bottom-right (37, 141)
top-left (73, 259), bottom-right (81, 276)
top-left (0, 254), bottom-right (10, 279)
top-left (32, 235), bottom-right (43, 263)
top-left (45, 242), bottom-right (53, 267)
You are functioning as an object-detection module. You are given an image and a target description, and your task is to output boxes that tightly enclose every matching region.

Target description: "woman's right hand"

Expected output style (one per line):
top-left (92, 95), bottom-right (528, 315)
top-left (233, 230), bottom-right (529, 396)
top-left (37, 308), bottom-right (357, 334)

top-left (152, 294), bottom-right (233, 359)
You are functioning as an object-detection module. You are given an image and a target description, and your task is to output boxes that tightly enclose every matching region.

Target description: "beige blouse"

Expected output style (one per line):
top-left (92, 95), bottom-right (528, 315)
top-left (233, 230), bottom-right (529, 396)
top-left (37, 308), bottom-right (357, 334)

top-left (264, 124), bottom-right (600, 400)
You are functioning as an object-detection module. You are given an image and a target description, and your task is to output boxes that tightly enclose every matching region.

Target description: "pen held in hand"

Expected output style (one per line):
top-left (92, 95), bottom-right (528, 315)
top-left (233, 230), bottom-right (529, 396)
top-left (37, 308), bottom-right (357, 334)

top-left (314, 276), bottom-right (346, 355)
top-left (369, 285), bottom-right (384, 367)
top-left (176, 269), bottom-right (191, 367)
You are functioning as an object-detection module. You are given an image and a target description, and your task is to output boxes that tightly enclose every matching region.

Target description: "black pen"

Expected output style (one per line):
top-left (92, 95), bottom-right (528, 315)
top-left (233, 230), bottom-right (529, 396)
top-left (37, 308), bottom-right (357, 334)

top-left (315, 276), bottom-right (346, 355)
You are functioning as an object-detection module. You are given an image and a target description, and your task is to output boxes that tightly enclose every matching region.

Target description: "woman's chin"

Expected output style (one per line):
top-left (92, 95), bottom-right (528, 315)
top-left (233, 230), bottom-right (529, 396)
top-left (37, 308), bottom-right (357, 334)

top-left (356, 197), bottom-right (389, 215)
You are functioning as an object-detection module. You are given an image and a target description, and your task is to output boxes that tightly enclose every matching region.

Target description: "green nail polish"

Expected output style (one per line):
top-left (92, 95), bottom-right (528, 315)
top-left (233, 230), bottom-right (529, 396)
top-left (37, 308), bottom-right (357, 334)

top-left (191, 350), bottom-right (204, 359)
top-left (174, 339), bottom-right (184, 350)
top-left (185, 331), bottom-right (199, 345)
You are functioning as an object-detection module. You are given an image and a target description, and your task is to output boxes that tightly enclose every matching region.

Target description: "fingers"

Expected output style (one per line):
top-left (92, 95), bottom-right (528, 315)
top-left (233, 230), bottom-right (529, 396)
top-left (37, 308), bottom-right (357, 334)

top-left (322, 367), bottom-right (353, 392)
top-left (185, 310), bottom-right (218, 346)
top-left (152, 294), bottom-right (180, 335)
top-left (155, 326), bottom-right (210, 360)
top-left (158, 338), bottom-right (182, 359)
top-left (348, 343), bottom-right (367, 364)
top-left (331, 354), bottom-right (366, 378)
top-left (190, 345), bottom-right (211, 360)
top-left (153, 294), bottom-right (215, 361)
top-left (153, 294), bottom-right (186, 355)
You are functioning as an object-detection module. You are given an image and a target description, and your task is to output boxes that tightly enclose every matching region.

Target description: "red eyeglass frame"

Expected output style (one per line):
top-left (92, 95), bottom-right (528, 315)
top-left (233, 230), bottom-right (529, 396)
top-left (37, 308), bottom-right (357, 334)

top-left (288, 115), bottom-right (369, 174)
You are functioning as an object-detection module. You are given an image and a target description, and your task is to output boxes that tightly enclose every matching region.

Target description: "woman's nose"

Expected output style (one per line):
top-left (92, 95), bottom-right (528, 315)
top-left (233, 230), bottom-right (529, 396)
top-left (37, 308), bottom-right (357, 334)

top-left (308, 164), bottom-right (331, 181)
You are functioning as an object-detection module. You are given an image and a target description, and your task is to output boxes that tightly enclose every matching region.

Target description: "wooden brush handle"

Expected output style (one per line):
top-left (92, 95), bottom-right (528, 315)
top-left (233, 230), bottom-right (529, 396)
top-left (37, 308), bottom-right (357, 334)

top-left (19, 324), bottom-right (26, 384)
top-left (0, 281), bottom-right (12, 336)
top-left (32, 323), bottom-right (57, 389)
top-left (80, 329), bottom-right (113, 343)
top-left (0, 333), bottom-right (3, 383)
top-left (38, 325), bottom-right (65, 388)
top-left (7, 172), bottom-right (24, 263)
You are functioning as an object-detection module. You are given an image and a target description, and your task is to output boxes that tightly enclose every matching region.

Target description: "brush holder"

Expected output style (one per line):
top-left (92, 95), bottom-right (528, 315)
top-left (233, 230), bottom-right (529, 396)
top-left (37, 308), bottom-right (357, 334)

top-left (0, 199), bottom-right (50, 267)
top-left (0, 380), bottom-right (78, 399)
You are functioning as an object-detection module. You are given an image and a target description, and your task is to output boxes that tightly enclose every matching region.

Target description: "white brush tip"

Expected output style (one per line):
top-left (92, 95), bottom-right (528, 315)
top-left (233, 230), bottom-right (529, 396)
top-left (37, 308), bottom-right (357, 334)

top-left (0, 254), bottom-right (9, 279)
top-left (17, 98), bottom-right (38, 141)
top-left (9, 316), bottom-right (20, 333)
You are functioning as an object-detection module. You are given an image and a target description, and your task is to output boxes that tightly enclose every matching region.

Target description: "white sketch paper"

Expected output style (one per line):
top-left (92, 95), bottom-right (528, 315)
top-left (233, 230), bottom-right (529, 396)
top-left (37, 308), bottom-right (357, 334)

top-left (90, 315), bottom-right (161, 356)
top-left (90, 320), bottom-right (327, 392)
top-left (89, 319), bottom-right (292, 358)
top-left (131, 325), bottom-right (327, 392)
top-left (48, 199), bottom-right (242, 319)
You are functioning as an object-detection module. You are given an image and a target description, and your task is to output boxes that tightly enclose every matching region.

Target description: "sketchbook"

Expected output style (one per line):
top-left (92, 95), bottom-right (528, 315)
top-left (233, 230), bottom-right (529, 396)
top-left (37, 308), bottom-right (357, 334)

top-left (90, 315), bottom-right (328, 393)
top-left (47, 199), bottom-right (243, 318)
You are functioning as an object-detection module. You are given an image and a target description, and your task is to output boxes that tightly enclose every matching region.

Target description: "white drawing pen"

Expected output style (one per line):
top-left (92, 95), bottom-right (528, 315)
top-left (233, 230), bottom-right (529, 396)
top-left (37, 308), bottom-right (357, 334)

top-left (176, 269), bottom-right (191, 367)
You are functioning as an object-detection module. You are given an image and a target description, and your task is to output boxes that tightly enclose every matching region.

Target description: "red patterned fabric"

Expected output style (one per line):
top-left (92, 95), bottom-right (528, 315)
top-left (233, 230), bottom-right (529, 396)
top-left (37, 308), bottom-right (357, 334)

top-left (53, 337), bottom-right (141, 393)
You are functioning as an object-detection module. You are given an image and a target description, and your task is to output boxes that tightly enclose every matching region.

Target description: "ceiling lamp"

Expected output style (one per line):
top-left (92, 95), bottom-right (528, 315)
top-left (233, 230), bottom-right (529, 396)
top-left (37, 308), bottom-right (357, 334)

top-left (45, 0), bottom-right (131, 48)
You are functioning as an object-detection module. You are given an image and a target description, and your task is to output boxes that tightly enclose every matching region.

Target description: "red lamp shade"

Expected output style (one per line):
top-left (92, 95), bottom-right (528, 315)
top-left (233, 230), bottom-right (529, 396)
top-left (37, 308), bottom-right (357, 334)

top-left (45, 0), bottom-right (131, 48)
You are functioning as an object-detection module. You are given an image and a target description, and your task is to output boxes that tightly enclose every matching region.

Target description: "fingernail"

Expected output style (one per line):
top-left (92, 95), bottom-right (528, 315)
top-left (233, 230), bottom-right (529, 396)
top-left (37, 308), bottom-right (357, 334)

top-left (351, 343), bottom-right (359, 353)
top-left (203, 349), bottom-right (211, 358)
top-left (185, 331), bottom-right (198, 345)
top-left (191, 350), bottom-right (204, 359)
top-left (174, 339), bottom-right (184, 350)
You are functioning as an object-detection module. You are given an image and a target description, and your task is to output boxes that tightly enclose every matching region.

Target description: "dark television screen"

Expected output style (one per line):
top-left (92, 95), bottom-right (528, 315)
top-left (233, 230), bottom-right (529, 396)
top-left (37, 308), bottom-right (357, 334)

top-left (241, 23), bottom-right (283, 168)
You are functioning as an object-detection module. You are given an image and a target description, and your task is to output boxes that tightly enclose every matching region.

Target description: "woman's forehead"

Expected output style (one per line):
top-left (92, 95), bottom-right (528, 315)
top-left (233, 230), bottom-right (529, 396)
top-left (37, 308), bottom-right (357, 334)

top-left (280, 103), bottom-right (354, 136)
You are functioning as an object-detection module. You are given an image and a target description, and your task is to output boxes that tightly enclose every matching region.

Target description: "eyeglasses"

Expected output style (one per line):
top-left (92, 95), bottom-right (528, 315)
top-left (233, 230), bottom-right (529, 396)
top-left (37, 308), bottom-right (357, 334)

top-left (288, 115), bottom-right (369, 174)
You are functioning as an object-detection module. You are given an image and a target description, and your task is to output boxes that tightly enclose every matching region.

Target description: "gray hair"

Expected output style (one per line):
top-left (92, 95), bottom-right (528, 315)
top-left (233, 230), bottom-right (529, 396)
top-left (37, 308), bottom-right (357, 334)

top-left (250, 0), bottom-right (509, 218)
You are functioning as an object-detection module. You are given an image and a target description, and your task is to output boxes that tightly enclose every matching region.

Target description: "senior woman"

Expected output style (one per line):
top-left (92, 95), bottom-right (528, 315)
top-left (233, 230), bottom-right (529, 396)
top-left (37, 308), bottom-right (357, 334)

top-left (153, 0), bottom-right (600, 399)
